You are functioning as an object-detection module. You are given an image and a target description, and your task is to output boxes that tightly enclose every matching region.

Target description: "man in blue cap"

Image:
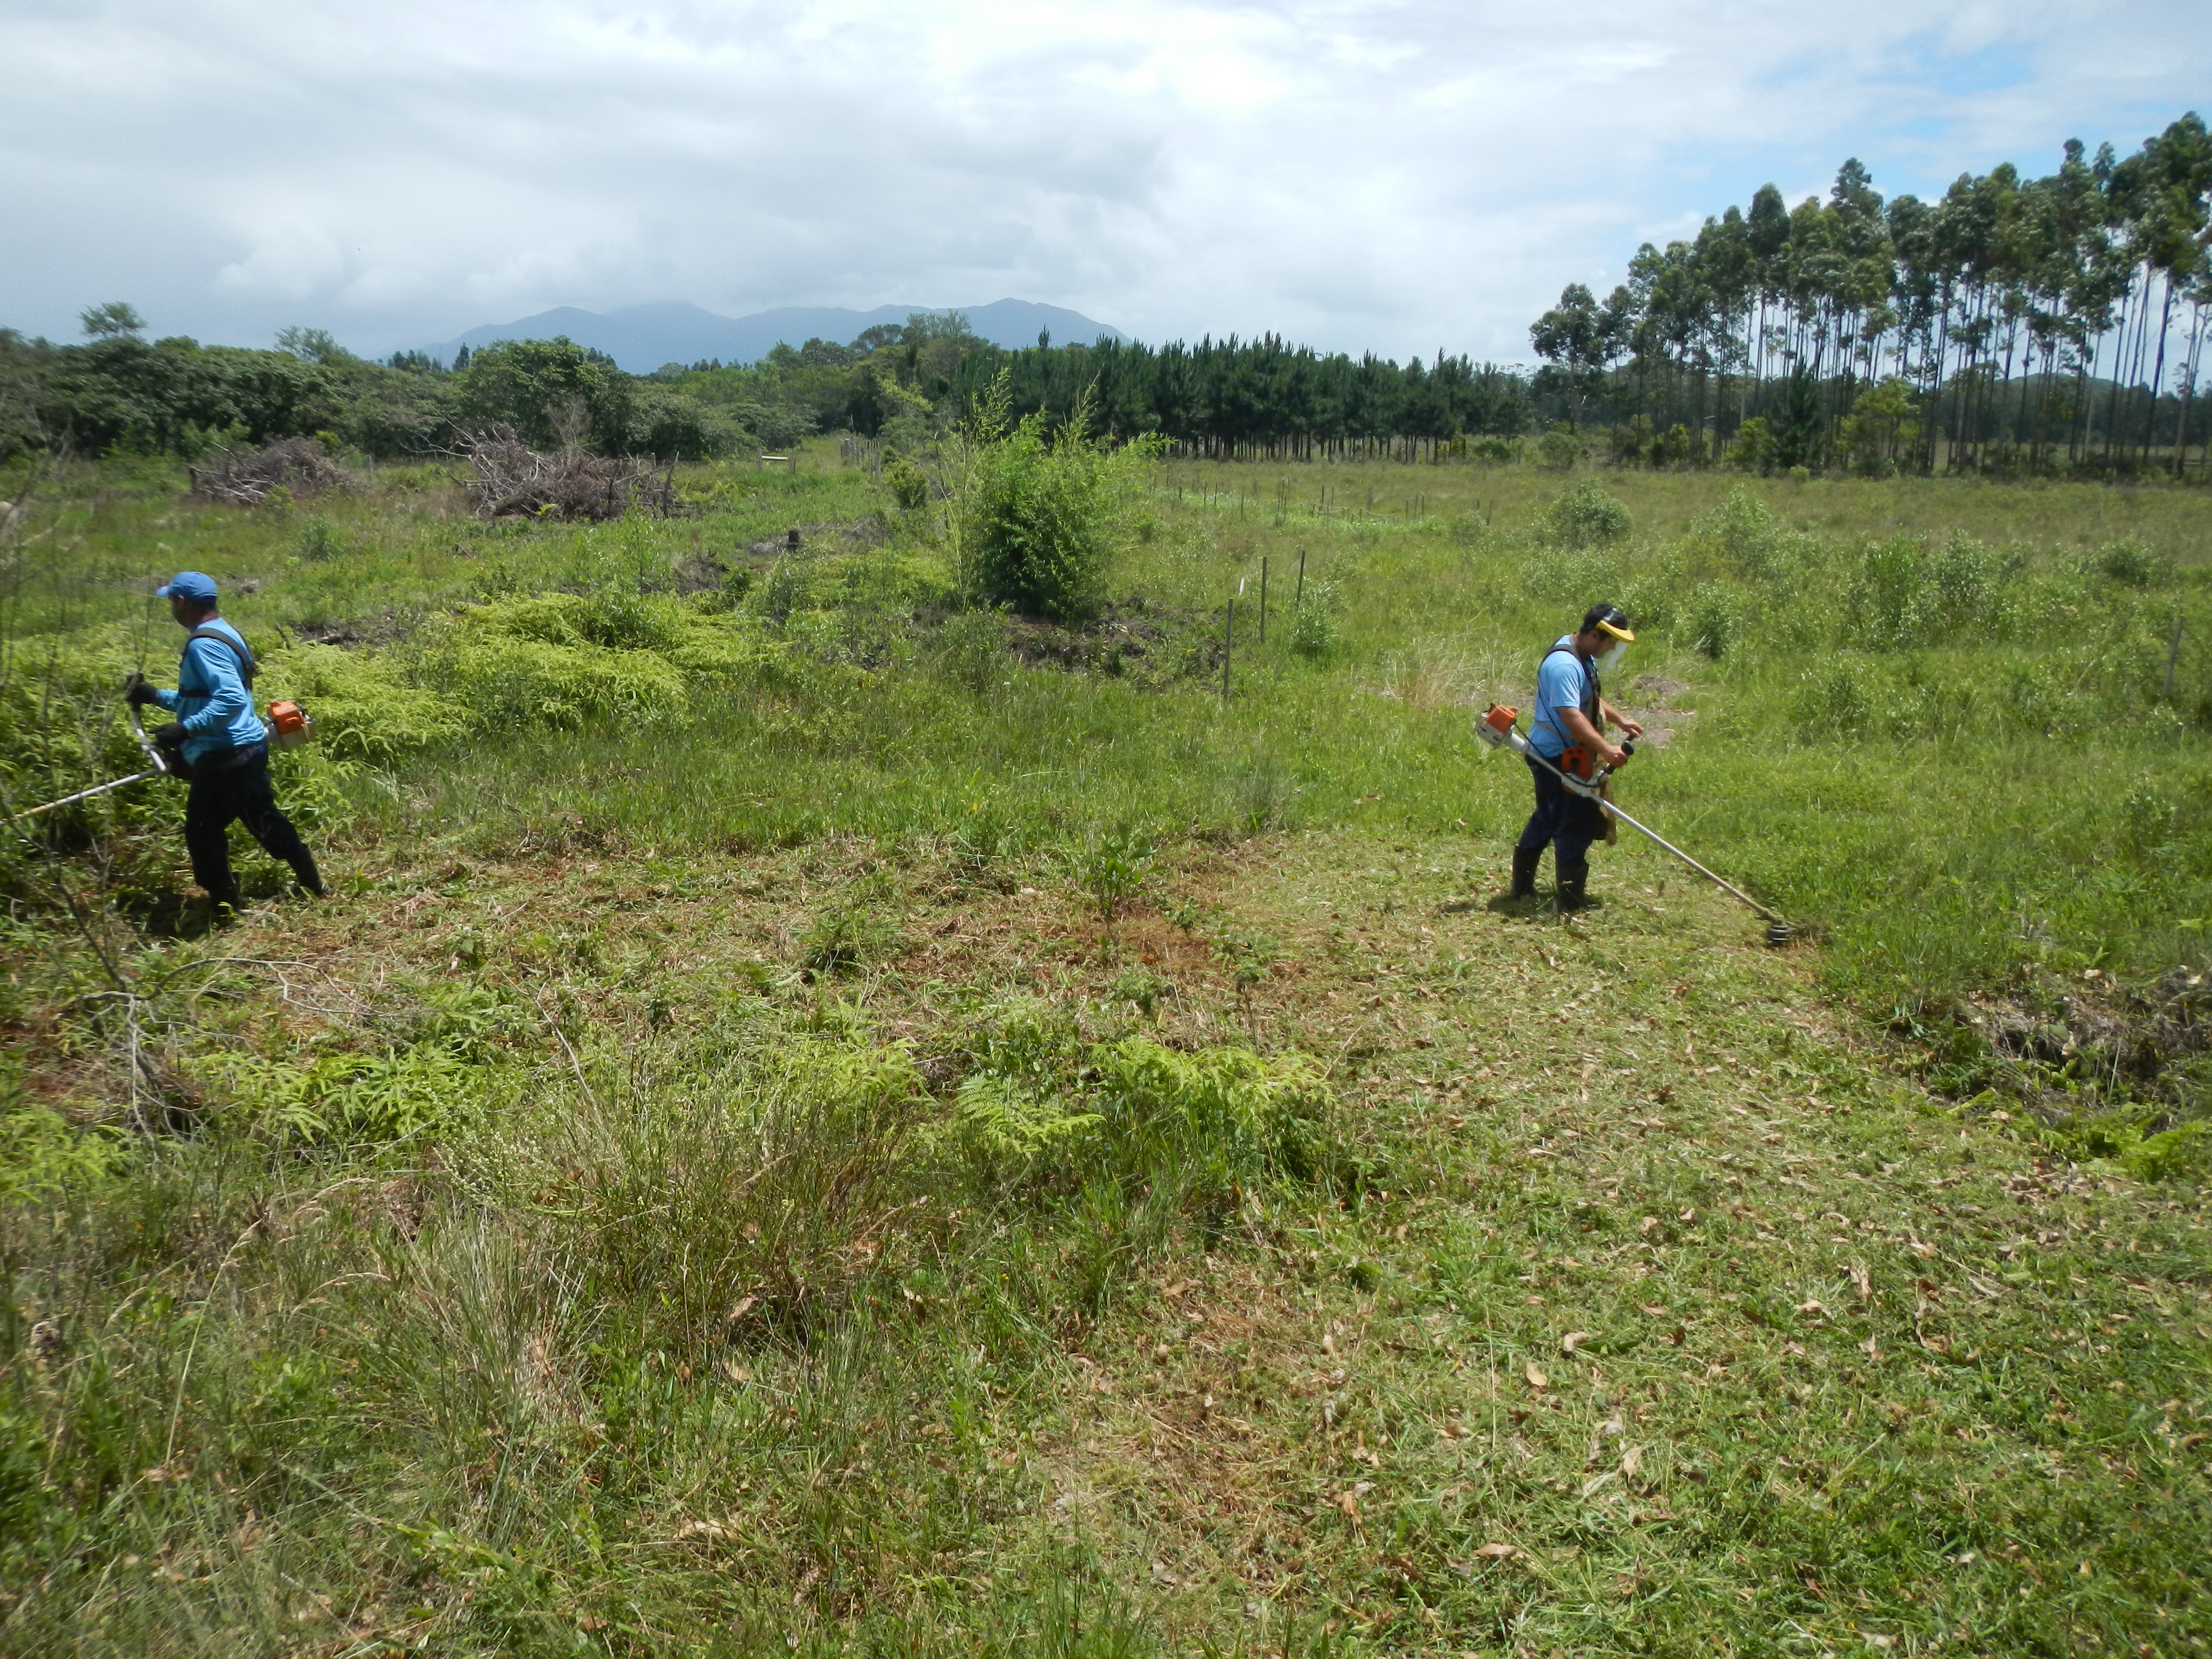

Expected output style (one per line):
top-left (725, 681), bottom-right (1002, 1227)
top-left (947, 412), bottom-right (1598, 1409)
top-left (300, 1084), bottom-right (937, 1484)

top-left (124, 572), bottom-right (323, 915)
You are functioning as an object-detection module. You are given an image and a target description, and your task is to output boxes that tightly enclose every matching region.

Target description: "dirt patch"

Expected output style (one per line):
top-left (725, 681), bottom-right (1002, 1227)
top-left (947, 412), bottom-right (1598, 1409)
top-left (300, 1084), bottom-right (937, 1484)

top-left (1960, 966), bottom-right (2209, 1116)
top-left (1004, 598), bottom-right (1221, 686)
top-left (1621, 704), bottom-right (1695, 749)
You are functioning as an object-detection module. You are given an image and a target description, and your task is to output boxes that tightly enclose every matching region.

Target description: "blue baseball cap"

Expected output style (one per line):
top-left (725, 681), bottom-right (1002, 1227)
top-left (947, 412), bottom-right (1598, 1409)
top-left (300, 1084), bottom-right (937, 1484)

top-left (156, 571), bottom-right (218, 602)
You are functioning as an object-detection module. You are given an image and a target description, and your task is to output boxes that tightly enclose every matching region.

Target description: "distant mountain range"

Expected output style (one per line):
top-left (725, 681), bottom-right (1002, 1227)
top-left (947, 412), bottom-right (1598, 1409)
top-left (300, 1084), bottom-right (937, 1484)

top-left (418, 300), bottom-right (1126, 373)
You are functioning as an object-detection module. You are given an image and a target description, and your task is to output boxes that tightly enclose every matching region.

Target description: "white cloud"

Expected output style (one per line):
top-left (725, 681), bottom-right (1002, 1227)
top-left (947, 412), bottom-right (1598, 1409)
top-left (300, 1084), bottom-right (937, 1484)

top-left (0, 0), bottom-right (2203, 360)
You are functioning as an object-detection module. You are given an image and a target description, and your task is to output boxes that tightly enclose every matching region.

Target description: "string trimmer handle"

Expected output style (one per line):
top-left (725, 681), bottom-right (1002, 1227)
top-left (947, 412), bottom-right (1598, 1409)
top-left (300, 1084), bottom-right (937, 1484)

top-left (126, 704), bottom-right (175, 777)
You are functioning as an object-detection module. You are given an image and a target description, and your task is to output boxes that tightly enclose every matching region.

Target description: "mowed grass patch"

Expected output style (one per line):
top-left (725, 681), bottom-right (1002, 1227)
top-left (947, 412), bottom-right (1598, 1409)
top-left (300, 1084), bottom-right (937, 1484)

top-left (5, 827), bottom-right (2202, 1655)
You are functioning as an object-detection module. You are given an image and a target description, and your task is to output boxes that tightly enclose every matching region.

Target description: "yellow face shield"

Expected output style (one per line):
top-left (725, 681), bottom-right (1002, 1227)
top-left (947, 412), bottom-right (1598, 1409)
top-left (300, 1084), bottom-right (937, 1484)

top-left (1594, 617), bottom-right (1634, 679)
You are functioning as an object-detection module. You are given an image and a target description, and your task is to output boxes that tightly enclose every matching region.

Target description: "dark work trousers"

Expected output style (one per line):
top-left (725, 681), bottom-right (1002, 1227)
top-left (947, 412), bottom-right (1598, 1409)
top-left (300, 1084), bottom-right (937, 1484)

top-left (1515, 755), bottom-right (1607, 867)
top-left (183, 743), bottom-right (315, 906)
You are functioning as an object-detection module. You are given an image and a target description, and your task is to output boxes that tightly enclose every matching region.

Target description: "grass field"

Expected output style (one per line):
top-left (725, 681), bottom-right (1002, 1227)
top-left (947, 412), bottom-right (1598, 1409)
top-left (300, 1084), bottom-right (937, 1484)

top-left (0, 445), bottom-right (2206, 1655)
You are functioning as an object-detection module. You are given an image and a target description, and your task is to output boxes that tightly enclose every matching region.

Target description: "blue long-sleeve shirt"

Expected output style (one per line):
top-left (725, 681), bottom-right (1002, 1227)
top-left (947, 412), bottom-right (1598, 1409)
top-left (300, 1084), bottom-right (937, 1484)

top-left (154, 618), bottom-right (264, 766)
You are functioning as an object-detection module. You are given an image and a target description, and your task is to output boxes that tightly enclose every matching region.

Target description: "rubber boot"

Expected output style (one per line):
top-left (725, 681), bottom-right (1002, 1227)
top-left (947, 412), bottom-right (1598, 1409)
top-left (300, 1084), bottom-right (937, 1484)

top-left (1553, 858), bottom-right (1589, 914)
top-left (289, 850), bottom-right (325, 897)
top-left (1509, 846), bottom-right (1541, 900)
top-left (205, 880), bottom-right (243, 923)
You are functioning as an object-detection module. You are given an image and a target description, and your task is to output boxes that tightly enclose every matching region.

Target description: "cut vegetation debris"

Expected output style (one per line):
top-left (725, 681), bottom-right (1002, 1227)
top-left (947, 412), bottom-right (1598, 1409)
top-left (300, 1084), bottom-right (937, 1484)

top-left (461, 426), bottom-right (689, 521)
top-left (0, 438), bottom-right (2205, 1657)
top-left (184, 434), bottom-right (357, 507)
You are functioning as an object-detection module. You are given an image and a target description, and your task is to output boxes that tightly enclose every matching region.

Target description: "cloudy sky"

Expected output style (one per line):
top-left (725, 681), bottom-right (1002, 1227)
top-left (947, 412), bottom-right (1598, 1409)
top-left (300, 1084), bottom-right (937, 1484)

top-left (1, 0), bottom-right (2203, 362)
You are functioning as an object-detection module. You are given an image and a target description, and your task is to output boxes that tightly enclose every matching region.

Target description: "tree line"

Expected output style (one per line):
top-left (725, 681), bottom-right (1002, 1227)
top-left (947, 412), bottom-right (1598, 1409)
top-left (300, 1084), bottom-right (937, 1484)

top-left (668, 326), bottom-right (1530, 460)
top-left (1531, 112), bottom-right (2212, 478)
top-left (2, 303), bottom-right (1532, 471)
top-left (0, 309), bottom-right (739, 464)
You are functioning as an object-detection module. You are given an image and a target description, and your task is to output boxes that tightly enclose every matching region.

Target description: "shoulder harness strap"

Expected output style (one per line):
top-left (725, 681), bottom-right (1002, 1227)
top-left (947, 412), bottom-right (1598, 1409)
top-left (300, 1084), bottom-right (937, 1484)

top-left (187, 625), bottom-right (256, 688)
top-left (1534, 643), bottom-right (1598, 741)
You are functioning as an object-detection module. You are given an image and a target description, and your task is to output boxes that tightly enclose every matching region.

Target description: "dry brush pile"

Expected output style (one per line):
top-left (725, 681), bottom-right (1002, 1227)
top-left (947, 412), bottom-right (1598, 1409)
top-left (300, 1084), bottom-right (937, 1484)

top-left (459, 426), bottom-right (687, 522)
top-left (186, 435), bottom-right (358, 506)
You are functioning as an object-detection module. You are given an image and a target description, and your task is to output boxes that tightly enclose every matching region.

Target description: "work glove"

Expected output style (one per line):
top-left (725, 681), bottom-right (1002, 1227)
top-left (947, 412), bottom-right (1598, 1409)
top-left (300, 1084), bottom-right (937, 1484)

top-left (150, 722), bottom-right (187, 753)
top-left (123, 673), bottom-right (158, 707)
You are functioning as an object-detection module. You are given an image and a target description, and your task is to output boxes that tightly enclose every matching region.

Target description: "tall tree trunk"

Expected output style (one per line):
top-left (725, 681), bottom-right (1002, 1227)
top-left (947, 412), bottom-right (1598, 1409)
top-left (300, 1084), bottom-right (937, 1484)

top-left (2142, 272), bottom-right (2176, 469)
top-left (2175, 300), bottom-right (2206, 479)
top-left (2099, 282), bottom-right (2135, 469)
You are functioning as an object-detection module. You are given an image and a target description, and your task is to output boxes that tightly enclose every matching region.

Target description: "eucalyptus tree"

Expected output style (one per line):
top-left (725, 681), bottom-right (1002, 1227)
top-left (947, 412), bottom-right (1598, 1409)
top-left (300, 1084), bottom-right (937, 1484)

top-left (1534, 112), bottom-right (2211, 476)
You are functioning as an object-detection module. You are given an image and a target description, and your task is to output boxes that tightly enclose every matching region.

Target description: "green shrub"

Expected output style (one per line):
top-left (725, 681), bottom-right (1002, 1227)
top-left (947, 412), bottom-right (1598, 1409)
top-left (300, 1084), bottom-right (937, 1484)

top-left (0, 1101), bottom-right (124, 1198)
top-left (2123, 1119), bottom-right (2208, 1182)
top-left (883, 455), bottom-right (931, 513)
top-left (947, 1072), bottom-right (1103, 1172)
top-left (201, 1039), bottom-right (495, 1146)
top-left (296, 516), bottom-right (346, 562)
top-left (795, 901), bottom-right (909, 979)
top-left (1540, 481), bottom-right (1631, 549)
top-left (955, 379), bottom-right (1157, 622)
top-left (1846, 532), bottom-right (2008, 650)
top-left (442, 633), bottom-right (690, 728)
top-left (1728, 416), bottom-right (1778, 474)
top-left (469, 590), bottom-right (688, 653)
top-left (2092, 537), bottom-right (2171, 589)
top-left (1536, 428), bottom-right (1584, 471)
top-left (934, 608), bottom-right (1007, 691)
top-left (1793, 661), bottom-right (1873, 741)
top-left (1693, 485), bottom-right (1780, 577)
top-left (261, 644), bottom-right (462, 763)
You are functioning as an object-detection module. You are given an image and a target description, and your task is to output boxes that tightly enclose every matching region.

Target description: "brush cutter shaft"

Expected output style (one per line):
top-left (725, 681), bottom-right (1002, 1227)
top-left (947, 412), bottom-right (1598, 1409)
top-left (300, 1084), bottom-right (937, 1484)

top-left (12, 769), bottom-right (162, 820)
top-left (10, 702), bottom-right (180, 822)
top-left (1588, 794), bottom-right (1789, 927)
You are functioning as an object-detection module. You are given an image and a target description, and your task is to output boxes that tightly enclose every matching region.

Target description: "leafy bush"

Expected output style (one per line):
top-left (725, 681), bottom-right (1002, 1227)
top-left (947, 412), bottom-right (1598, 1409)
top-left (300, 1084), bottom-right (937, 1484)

top-left (1792, 661), bottom-right (1873, 740)
top-left (406, 594), bottom-right (780, 733)
top-left (2122, 1119), bottom-right (2208, 1182)
top-left (200, 1038), bottom-right (498, 1146)
top-left (1692, 486), bottom-right (1780, 577)
top-left (934, 608), bottom-right (1006, 691)
top-left (1728, 416), bottom-right (1778, 474)
top-left (2092, 537), bottom-right (2171, 589)
top-left (296, 516), bottom-right (346, 562)
top-left (883, 454), bottom-right (931, 513)
top-left (948, 1072), bottom-right (1103, 1171)
top-left (0, 1101), bottom-right (124, 1197)
top-left (954, 379), bottom-right (1156, 623)
top-left (1536, 428), bottom-right (1584, 470)
top-left (261, 644), bottom-right (463, 762)
top-left (1846, 532), bottom-right (2007, 649)
top-left (442, 632), bottom-right (691, 728)
top-left (1540, 481), bottom-right (1631, 549)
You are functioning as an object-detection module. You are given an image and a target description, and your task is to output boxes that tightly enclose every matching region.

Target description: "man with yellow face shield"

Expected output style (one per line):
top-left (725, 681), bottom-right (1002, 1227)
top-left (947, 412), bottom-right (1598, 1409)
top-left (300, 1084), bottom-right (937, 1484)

top-left (1510, 603), bottom-right (1642, 913)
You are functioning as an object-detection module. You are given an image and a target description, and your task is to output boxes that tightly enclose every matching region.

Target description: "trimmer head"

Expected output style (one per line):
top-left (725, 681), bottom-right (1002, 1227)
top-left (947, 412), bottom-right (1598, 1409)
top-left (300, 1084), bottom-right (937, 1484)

top-left (1765, 921), bottom-right (1795, 947)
